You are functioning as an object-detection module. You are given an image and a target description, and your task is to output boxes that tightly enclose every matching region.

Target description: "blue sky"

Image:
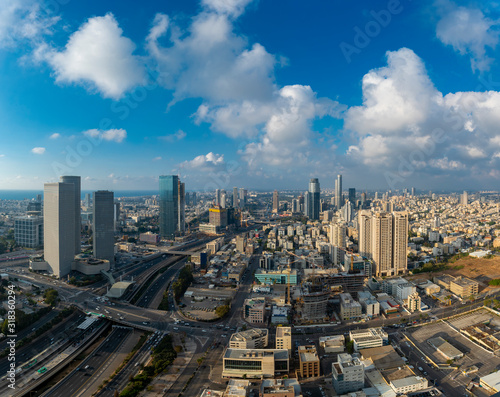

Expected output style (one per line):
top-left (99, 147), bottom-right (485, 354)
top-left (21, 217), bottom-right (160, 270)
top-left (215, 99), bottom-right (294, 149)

top-left (1, 0), bottom-right (500, 192)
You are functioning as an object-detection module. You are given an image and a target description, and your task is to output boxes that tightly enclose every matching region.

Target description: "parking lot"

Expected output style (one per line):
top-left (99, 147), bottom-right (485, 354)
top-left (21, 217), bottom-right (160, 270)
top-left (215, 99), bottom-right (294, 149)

top-left (407, 310), bottom-right (500, 379)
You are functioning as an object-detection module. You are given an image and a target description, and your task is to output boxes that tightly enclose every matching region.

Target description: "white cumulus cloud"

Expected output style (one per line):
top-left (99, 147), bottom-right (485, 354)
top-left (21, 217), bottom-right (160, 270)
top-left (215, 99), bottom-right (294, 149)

top-left (83, 128), bottom-right (127, 143)
top-left (180, 152), bottom-right (225, 170)
top-left (41, 13), bottom-right (145, 99)
top-left (31, 147), bottom-right (45, 154)
top-left (435, 0), bottom-right (499, 72)
top-left (49, 132), bottom-right (60, 139)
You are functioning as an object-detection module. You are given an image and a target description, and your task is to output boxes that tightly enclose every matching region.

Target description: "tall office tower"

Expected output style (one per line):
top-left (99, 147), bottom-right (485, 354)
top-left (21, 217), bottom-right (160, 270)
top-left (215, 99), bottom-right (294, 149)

top-left (304, 191), bottom-right (310, 217)
top-left (348, 188), bottom-right (356, 204)
top-left (114, 202), bottom-right (121, 231)
top-left (309, 178), bottom-right (320, 220)
top-left (358, 211), bottom-right (408, 277)
top-left (292, 199), bottom-right (299, 213)
top-left (239, 188), bottom-right (247, 207)
top-left (298, 195), bottom-right (304, 213)
top-left (44, 182), bottom-right (75, 278)
top-left (330, 222), bottom-right (347, 265)
top-left (93, 191), bottom-right (115, 264)
top-left (411, 187), bottom-right (415, 197)
top-left (159, 175), bottom-right (179, 239)
top-left (84, 193), bottom-right (91, 208)
top-left (191, 192), bottom-right (197, 206)
top-left (233, 187), bottom-right (239, 208)
top-left (36, 194), bottom-right (42, 202)
top-left (215, 189), bottom-right (221, 206)
top-left (178, 180), bottom-right (186, 234)
top-left (341, 201), bottom-right (354, 222)
top-left (374, 192), bottom-right (378, 201)
top-left (335, 174), bottom-right (343, 208)
top-left (220, 191), bottom-right (227, 208)
top-left (272, 190), bottom-right (279, 213)
top-left (461, 191), bottom-right (468, 206)
top-left (60, 176), bottom-right (81, 254)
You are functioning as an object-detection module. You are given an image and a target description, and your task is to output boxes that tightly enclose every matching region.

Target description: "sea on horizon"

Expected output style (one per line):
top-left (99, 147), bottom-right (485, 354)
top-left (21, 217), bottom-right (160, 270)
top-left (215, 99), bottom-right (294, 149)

top-left (0, 190), bottom-right (158, 201)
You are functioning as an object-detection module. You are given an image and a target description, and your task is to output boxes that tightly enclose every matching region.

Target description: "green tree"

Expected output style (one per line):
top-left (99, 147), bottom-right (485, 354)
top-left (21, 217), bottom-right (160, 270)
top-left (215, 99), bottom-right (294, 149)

top-left (43, 289), bottom-right (59, 306)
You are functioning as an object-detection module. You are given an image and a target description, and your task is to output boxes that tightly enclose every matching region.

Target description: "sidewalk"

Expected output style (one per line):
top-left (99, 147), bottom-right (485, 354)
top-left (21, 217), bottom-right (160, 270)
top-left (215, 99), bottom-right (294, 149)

top-left (140, 334), bottom-right (197, 396)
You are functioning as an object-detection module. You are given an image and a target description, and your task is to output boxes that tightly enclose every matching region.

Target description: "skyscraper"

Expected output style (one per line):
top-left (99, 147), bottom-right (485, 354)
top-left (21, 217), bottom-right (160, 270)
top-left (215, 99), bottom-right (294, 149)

top-left (114, 202), bottom-right (121, 231)
top-left (304, 191), bottom-right (310, 217)
top-left (358, 210), bottom-right (408, 277)
top-left (461, 191), bottom-right (468, 206)
top-left (239, 188), bottom-right (247, 207)
top-left (348, 188), bottom-right (356, 204)
top-left (44, 182), bottom-right (75, 278)
top-left (309, 178), bottom-right (320, 220)
top-left (272, 190), bottom-right (279, 213)
top-left (159, 175), bottom-right (179, 239)
top-left (233, 187), bottom-right (239, 208)
top-left (215, 189), bottom-right (221, 206)
top-left (178, 180), bottom-right (186, 234)
top-left (330, 222), bottom-right (347, 265)
top-left (60, 175), bottom-right (81, 254)
top-left (84, 193), bottom-right (91, 208)
top-left (220, 191), bottom-right (227, 208)
top-left (93, 191), bottom-right (115, 264)
top-left (335, 174), bottom-right (343, 209)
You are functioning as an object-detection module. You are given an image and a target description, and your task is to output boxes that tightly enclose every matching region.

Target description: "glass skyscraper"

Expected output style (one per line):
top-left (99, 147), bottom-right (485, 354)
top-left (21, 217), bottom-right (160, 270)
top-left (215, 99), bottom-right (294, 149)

top-left (159, 175), bottom-right (179, 239)
top-left (309, 178), bottom-right (320, 220)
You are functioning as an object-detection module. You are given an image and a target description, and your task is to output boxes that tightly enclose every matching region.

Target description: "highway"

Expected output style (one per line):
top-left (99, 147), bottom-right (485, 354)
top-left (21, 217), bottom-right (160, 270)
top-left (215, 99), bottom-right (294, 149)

top-left (0, 311), bottom-right (82, 375)
top-left (45, 327), bottom-right (133, 397)
top-left (96, 332), bottom-right (164, 397)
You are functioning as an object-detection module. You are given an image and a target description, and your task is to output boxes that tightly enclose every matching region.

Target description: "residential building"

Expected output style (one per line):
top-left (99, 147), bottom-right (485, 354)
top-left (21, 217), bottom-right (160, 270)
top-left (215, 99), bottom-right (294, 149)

top-left (273, 190), bottom-right (279, 213)
top-left (390, 376), bottom-right (428, 394)
top-left (358, 211), bottom-right (408, 277)
top-left (298, 345), bottom-right (320, 378)
top-left (276, 327), bottom-right (292, 354)
top-left (244, 298), bottom-right (266, 323)
top-left (340, 293), bottom-right (362, 321)
top-left (332, 353), bottom-right (365, 395)
top-left (406, 292), bottom-right (421, 313)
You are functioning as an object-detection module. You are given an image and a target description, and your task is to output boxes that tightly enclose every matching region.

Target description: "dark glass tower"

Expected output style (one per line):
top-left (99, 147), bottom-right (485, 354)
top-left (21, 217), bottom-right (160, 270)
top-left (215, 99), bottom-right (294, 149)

top-left (309, 178), bottom-right (320, 220)
top-left (159, 175), bottom-right (179, 239)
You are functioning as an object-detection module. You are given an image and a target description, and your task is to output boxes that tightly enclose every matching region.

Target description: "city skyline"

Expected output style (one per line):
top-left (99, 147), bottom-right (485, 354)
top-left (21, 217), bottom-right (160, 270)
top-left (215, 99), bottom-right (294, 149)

top-left (1, 1), bottom-right (500, 191)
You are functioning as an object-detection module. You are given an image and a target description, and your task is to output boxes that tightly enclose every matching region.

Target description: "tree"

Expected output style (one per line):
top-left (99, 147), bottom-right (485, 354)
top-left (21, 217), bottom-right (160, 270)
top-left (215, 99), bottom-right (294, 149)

top-left (43, 289), bottom-right (59, 306)
top-left (215, 305), bottom-right (230, 318)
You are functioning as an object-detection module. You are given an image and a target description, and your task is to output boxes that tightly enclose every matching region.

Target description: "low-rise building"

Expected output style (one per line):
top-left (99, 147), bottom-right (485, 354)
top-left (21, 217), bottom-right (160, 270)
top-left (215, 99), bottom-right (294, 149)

top-left (390, 376), bottom-right (428, 395)
top-left (350, 328), bottom-right (388, 352)
top-left (428, 337), bottom-right (464, 360)
top-left (229, 328), bottom-right (268, 349)
top-left (480, 371), bottom-right (500, 394)
top-left (406, 292), bottom-right (421, 313)
top-left (244, 298), bottom-right (266, 324)
top-left (222, 349), bottom-right (289, 379)
top-left (319, 335), bottom-right (345, 353)
top-left (225, 379), bottom-right (250, 397)
top-left (298, 345), bottom-right (320, 378)
top-left (332, 353), bottom-right (365, 395)
top-left (260, 379), bottom-right (302, 397)
top-left (340, 293), bottom-right (362, 321)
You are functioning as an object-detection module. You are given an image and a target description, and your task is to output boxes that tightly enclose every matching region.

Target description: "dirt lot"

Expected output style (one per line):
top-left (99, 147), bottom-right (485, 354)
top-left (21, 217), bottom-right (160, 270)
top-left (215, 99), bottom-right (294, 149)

top-left (410, 256), bottom-right (500, 292)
